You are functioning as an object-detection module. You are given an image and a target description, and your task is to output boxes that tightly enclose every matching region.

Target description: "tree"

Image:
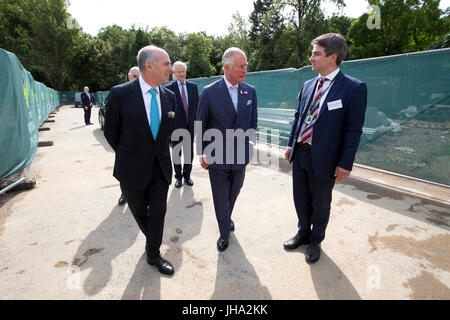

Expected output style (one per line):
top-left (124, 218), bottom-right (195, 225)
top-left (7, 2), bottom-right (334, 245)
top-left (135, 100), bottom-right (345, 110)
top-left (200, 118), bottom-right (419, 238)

top-left (0, 0), bottom-right (82, 90)
top-left (248, 0), bottom-right (289, 71)
top-left (326, 15), bottom-right (353, 38)
top-left (348, 0), bottom-right (447, 58)
top-left (149, 27), bottom-right (186, 64)
top-left (225, 12), bottom-right (251, 54)
top-left (97, 25), bottom-right (135, 82)
top-left (281, 0), bottom-right (345, 66)
top-left (183, 33), bottom-right (215, 78)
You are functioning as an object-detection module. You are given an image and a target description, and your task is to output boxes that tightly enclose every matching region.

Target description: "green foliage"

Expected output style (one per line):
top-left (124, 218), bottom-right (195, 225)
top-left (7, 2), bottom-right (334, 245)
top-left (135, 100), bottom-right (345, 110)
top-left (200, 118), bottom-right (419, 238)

top-left (0, 0), bottom-right (81, 90)
top-left (0, 0), bottom-right (448, 90)
top-left (349, 0), bottom-right (447, 59)
top-left (183, 33), bottom-right (215, 78)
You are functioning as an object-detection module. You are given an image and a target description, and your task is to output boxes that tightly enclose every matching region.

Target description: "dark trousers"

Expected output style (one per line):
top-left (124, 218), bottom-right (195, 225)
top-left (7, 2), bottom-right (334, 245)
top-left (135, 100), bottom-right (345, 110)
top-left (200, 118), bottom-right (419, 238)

top-left (121, 159), bottom-right (169, 258)
top-left (208, 167), bottom-right (246, 239)
top-left (292, 143), bottom-right (335, 244)
top-left (84, 106), bottom-right (91, 124)
top-left (120, 183), bottom-right (125, 196)
top-left (172, 133), bottom-right (193, 180)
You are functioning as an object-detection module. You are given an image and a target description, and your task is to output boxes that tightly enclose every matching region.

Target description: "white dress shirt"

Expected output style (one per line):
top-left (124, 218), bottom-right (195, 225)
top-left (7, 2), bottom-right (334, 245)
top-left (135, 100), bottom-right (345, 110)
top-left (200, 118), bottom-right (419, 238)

top-left (139, 75), bottom-right (161, 127)
top-left (293, 67), bottom-right (341, 146)
top-left (314, 67), bottom-right (340, 111)
top-left (223, 76), bottom-right (238, 98)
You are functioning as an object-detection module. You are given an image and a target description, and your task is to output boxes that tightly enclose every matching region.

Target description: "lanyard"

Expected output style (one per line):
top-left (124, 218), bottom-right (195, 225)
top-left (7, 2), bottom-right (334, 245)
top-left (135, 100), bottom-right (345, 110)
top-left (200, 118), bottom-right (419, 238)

top-left (305, 77), bottom-right (336, 115)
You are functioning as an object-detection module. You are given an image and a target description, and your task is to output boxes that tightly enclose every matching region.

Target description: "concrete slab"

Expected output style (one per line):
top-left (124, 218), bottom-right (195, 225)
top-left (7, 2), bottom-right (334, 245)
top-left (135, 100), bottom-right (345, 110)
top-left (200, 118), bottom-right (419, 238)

top-left (0, 105), bottom-right (449, 300)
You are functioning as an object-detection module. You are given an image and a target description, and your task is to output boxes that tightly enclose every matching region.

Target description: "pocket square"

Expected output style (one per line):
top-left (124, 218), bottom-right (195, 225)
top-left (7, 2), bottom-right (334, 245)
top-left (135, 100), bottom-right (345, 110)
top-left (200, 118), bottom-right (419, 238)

top-left (246, 100), bottom-right (252, 106)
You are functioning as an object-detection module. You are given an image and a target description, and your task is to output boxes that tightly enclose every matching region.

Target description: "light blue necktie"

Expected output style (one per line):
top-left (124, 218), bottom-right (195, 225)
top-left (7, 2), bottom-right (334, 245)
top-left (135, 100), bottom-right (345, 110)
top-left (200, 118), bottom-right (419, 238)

top-left (231, 86), bottom-right (238, 112)
top-left (149, 88), bottom-right (159, 139)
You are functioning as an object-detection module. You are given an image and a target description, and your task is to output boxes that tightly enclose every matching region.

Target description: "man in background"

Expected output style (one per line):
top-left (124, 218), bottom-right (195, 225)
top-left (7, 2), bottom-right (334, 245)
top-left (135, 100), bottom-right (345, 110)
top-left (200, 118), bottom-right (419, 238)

top-left (81, 86), bottom-right (93, 125)
top-left (166, 61), bottom-right (199, 188)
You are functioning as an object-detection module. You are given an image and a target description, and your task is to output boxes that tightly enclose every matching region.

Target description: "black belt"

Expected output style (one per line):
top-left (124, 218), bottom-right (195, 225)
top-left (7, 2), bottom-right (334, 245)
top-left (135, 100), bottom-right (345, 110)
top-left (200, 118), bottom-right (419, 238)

top-left (297, 142), bottom-right (311, 149)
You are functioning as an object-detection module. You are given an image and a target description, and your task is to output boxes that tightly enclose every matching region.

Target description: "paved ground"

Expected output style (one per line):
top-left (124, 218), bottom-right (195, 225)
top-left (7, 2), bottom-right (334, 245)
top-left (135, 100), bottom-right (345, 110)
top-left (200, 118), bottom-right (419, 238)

top-left (0, 105), bottom-right (449, 300)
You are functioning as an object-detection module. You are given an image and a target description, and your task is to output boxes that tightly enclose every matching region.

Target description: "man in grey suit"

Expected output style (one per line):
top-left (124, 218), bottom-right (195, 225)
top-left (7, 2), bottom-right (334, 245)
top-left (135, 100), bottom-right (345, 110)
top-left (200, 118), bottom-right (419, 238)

top-left (197, 47), bottom-right (258, 252)
top-left (166, 61), bottom-right (199, 188)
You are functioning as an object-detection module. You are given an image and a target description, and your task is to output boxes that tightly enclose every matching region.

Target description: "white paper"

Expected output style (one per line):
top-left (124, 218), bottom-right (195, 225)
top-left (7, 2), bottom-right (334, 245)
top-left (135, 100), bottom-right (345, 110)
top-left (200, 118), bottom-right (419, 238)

top-left (327, 99), bottom-right (343, 111)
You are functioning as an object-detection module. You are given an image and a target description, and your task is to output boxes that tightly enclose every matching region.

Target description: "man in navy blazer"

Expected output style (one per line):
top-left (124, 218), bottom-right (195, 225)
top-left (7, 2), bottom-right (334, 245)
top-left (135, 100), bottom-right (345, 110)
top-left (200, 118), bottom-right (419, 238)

top-left (166, 61), bottom-right (199, 188)
top-left (81, 86), bottom-right (93, 125)
top-left (104, 45), bottom-right (177, 275)
top-left (283, 33), bottom-right (367, 263)
top-left (197, 47), bottom-right (258, 251)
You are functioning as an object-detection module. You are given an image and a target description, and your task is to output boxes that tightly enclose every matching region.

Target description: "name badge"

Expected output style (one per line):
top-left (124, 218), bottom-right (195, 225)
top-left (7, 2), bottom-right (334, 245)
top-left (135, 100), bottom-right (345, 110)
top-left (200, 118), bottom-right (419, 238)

top-left (327, 99), bottom-right (343, 111)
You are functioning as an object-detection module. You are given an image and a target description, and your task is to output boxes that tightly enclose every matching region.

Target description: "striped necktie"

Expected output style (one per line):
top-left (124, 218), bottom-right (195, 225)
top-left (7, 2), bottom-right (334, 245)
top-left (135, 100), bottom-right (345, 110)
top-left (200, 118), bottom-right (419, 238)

top-left (300, 77), bottom-right (329, 144)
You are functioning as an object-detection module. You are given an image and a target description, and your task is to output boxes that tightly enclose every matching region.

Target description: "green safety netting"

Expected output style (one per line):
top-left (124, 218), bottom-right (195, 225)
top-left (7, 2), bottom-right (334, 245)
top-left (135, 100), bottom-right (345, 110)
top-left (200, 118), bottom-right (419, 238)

top-left (93, 91), bottom-right (109, 105)
top-left (2, 47), bottom-right (449, 185)
top-left (59, 91), bottom-right (75, 104)
top-left (59, 91), bottom-right (108, 105)
top-left (189, 49), bottom-right (450, 186)
top-left (0, 48), bottom-right (60, 180)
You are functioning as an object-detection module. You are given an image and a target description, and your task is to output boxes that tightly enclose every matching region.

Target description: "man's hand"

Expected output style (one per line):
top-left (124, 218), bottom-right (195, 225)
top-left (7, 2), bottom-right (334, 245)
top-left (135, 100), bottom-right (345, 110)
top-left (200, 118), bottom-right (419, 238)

top-left (200, 156), bottom-right (208, 170)
top-left (285, 148), bottom-right (291, 161)
top-left (84, 106), bottom-right (87, 110)
top-left (334, 166), bottom-right (351, 183)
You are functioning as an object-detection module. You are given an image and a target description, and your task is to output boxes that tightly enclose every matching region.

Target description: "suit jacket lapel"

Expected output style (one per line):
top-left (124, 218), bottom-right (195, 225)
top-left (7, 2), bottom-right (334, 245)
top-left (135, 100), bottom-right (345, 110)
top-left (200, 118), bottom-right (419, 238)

top-left (131, 79), bottom-right (153, 139)
top-left (157, 86), bottom-right (169, 143)
top-left (301, 79), bottom-right (317, 118)
top-left (186, 82), bottom-right (192, 107)
top-left (219, 78), bottom-right (237, 117)
top-left (318, 71), bottom-right (345, 119)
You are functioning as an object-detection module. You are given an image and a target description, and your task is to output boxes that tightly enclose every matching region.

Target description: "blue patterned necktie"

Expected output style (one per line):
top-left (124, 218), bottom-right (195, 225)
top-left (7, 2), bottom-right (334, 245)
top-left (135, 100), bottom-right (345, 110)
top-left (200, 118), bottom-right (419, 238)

top-left (231, 86), bottom-right (238, 112)
top-left (149, 88), bottom-right (160, 139)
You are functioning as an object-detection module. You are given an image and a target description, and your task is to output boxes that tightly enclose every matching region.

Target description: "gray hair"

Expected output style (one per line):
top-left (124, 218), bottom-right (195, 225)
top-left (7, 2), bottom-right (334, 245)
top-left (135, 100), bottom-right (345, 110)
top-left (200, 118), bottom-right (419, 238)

top-left (128, 66), bottom-right (140, 77)
top-left (222, 47), bottom-right (246, 69)
top-left (137, 45), bottom-right (167, 73)
top-left (172, 61), bottom-right (187, 72)
top-left (311, 33), bottom-right (347, 66)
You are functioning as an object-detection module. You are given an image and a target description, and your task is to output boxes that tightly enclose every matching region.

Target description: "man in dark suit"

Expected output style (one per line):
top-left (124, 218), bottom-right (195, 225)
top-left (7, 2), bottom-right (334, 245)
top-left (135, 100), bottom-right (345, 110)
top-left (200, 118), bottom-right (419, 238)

top-left (117, 66), bottom-right (141, 207)
top-left (81, 86), bottom-right (93, 125)
top-left (197, 47), bottom-right (258, 252)
top-left (104, 45), bottom-right (177, 275)
top-left (283, 33), bottom-right (367, 263)
top-left (166, 61), bottom-right (199, 188)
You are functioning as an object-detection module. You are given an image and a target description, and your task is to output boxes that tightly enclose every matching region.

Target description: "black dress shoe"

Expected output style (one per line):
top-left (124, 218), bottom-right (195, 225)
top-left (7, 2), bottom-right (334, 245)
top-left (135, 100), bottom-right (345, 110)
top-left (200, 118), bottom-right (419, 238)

top-left (118, 193), bottom-right (127, 206)
top-left (146, 256), bottom-right (174, 275)
top-left (305, 243), bottom-right (321, 264)
top-left (283, 233), bottom-right (310, 250)
top-left (184, 178), bottom-right (194, 186)
top-left (175, 179), bottom-right (182, 188)
top-left (230, 220), bottom-right (235, 232)
top-left (217, 237), bottom-right (229, 251)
